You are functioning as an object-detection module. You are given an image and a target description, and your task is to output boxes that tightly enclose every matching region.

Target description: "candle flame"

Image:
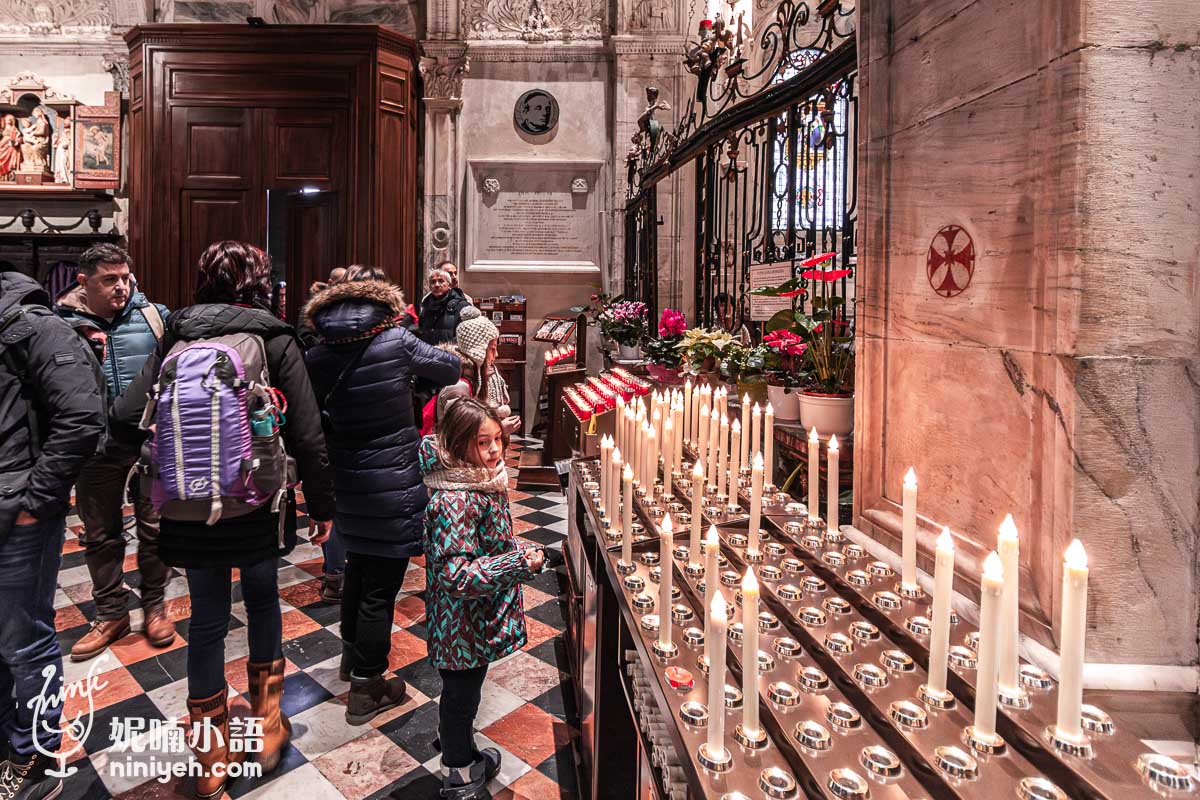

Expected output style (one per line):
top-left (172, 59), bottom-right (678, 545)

top-left (720, 416), bottom-right (729, 428)
top-left (742, 567), bottom-right (759, 593)
top-left (936, 527), bottom-right (954, 551)
top-left (743, 392), bottom-right (751, 404)
top-left (700, 403), bottom-right (710, 416)
top-left (711, 408), bottom-right (720, 421)
top-left (829, 434), bottom-right (839, 452)
top-left (647, 427), bottom-right (656, 441)
top-left (903, 467), bottom-right (917, 488)
top-left (705, 525), bottom-right (719, 545)
top-left (1064, 539), bottom-right (1088, 569)
top-left (766, 402), bottom-right (774, 414)
top-left (732, 418), bottom-right (741, 432)
top-left (998, 513), bottom-right (1019, 542)
top-left (693, 460), bottom-right (705, 477)
top-left (612, 448), bottom-right (622, 463)
top-left (809, 426), bottom-right (819, 442)
top-left (711, 589), bottom-right (727, 621)
top-left (665, 417), bottom-right (674, 431)
top-left (662, 513), bottom-right (673, 535)
top-left (623, 464), bottom-right (633, 480)
top-left (685, 378), bottom-right (693, 390)
top-left (983, 550), bottom-right (1004, 581)
top-left (753, 451), bottom-right (764, 469)
top-left (752, 403), bottom-right (761, 414)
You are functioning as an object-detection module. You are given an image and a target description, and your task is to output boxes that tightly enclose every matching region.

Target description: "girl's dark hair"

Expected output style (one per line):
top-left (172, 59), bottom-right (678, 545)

top-left (454, 350), bottom-right (488, 400)
top-left (345, 264), bottom-right (389, 283)
top-left (195, 241), bottom-right (272, 306)
top-left (438, 397), bottom-right (508, 467)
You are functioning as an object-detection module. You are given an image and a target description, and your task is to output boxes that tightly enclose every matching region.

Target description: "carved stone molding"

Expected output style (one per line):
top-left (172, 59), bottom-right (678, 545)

top-left (102, 52), bottom-right (130, 96)
top-left (0, 0), bottom-right (113, 35)
top-left (468, 41), bottom-right (610, 62)
top-left (627, 0), bottom-right (674, 32)
top-left (462, 0), bottom-right (606, 42)
top-left (610, 34), bottom-right (687, 55)
top-left (419, 53), bottom-right (470, 101)
top-left (0, 72), bottom-right (77, 105)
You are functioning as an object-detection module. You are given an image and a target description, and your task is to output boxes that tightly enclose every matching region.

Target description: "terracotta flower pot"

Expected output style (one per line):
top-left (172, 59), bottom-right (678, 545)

top-left (798, 392), bottom-right (853, 437)
top-left (767, 383), bottom-right (802, 421)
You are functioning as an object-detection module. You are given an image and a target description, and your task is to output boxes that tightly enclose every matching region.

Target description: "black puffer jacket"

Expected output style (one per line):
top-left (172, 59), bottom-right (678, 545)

top-left (303, 280), bottom-right (460, 559)
top-left (113, 303), bottom-right (335, 568)
top-left (0, 272), bottom-right (105, 540)
top-left (417, 287), bottom-right (469, 345)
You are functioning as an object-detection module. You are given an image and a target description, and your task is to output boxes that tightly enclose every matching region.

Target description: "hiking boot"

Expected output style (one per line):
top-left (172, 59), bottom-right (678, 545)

top-left (246, 659), bottom-right (291, 773)
top-left (142, 605), bottom-right (177, 648)
top-left (186, 688), bottom-right (244, 799)
top-left (440, 756), bottom-right (493, 800)
top-left (346, 672), bottom-right (407, 726)
top-left (321, 573), bottom-right (343, 604)
top-left (478, 747), bottom-right (501, 781)
top-left (0, 752), bottom-right (62, 800)
top-left (69, 616), bottom-right (130, 662)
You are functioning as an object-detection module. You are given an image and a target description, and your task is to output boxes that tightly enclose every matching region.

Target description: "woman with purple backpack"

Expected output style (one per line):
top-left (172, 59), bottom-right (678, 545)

top-left (113, 241), bottom-right (335, 798)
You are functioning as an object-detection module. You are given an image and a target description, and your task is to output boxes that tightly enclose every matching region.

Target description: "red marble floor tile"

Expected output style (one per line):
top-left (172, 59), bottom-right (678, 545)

top-left (393, 594), bottom-right (426, 627)
top-left (163, 595), bottom-right (192, 622)
top-left (385, 629), bottom-right (428, 672)
top-left (512, 517), bottom-right (538, 537)
top-left (521, 618), bottom-right (559, 651)
top-left (63, 665), bottom-right (143, 718)
top-left (400, 568), bottom-right (426, 594)
top-left (280, 608), bottom-right (323, 639)
top-left (486, 652), bottom-right (563, 702)
top-left (110, 626), bottom-right (186, 666)
top-left (522, 586), bottom-right (554, 609)
top-left (509, 490), bottom-right (533, 504)
top-left (481, 703), bottom-right (562, 773)
top-left (223, 656), bottom-right (302, 693)
top-left (279, 578), bottom-right (324, 609)
top-left (495, 767), bottom-right (569, 800)
top-left (313, 729), bottom-right (420, 799)
top-left (122, 552), bottom-right (139, 573)
top-left (62, 535), bottom-right (84, 554)
top-left (295, 557), bottom-right (325, 578)
top-left (55, 603), bottom-right (88, 631)
top-left (115, 775), bottom-right (211, 799)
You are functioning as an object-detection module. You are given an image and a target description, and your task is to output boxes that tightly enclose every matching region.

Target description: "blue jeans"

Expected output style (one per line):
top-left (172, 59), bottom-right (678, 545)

top-left (322, 525), bottom-right (345, 577)
top-left (185, 557), bottom-right (283, 699)
top-left (0, 516), bottom-right (66, 757)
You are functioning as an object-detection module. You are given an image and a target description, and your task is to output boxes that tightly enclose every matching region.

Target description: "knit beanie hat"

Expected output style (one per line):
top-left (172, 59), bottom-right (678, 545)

top-left (456, 305), bottom-right (500, 366)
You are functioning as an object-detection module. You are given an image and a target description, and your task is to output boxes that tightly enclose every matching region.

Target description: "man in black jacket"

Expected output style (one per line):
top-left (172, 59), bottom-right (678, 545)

top-left (0, 272), bottom-right (106, 800)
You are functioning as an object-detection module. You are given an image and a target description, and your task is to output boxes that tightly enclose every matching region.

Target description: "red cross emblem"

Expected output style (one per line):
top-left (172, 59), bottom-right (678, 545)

top-left (926, 225), bottom-right (975, 298)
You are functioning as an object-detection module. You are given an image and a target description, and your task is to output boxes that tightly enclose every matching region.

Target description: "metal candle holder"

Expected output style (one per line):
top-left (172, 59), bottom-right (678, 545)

top-left (733, 722), bottom-right (768, 749)
top-left (964, 725), bottom-right (1007, 756)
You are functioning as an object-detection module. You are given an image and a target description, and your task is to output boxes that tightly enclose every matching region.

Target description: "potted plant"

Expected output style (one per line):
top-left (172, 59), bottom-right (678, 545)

top-left (674, 327), bottom-right (736, 377)
top-left (599, 299), bottom-right (649, 360)
top-left (643, 307), bottom-right (687, 384)
top-left (762, 329), bottom-right (806, 421)
top-left (721, 341), bottom-right (770, 406)
top-left (752, 252), bottom-right (855, 435)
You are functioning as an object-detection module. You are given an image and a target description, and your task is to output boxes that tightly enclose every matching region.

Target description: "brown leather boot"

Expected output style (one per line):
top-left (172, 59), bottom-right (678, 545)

top-left (186, 688), bottom-right (245, 798)
top-left (246, 659), bottom-right (291, 772)
top-left (143, 604), bottom-right (177, 648)
top-left (70, 615), bottom-right (131, 662)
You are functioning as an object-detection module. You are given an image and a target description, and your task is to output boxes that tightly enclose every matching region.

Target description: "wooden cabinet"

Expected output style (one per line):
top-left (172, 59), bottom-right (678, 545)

top-left (125, 24), bottom-right (421, 314)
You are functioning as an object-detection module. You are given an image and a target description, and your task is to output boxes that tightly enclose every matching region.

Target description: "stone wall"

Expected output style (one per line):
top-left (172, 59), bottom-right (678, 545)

top-left (855, 0), bottom-right (1199, 680)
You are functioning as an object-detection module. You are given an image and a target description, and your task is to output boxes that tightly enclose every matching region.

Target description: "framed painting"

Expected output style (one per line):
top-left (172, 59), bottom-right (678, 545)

top-left (74, 91), bottom-right (120, 189)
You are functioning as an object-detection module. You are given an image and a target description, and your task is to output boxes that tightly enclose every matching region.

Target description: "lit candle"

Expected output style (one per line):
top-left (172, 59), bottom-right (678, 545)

top-left (645, 425), bottom-right (658, 490)
top-left (901, 467), bottom-right (918, 589)
top-left (763, 403), bottom-right (775, 488)
top-left (717, 386), bottom-right (728, 422)
top-left (686, 379), bottom-right (696, 448)
top-left (728, 419), bottom-right (742, 507)
top-left (610, 448), bottom-right (623, 530)
top-left (697, 402), bottom-right (711, 482)
top-left (748, 451), bottom-right (764, 554)
top-left (599, 435), bottom-right (611, 514)
top-left (742, 567), bottom-right (760, 736)
top-left (740, 393), bottom-right (751, 466)
top-left (807, 427), bottom-right (820, 521)
top-left (652, 406), bottom-right (663, 460)
top-left (615, 395), bottom-right (625, 451)
top-left (997, 514), bottom-right (1021, 695)
top-left (658, 513), bottom-right (674, 650)
top-left (621, 464), bottom-right (634, 563)
top-left (706, 408), bottom-right (720, 491)
top-left (697, 385), bottom-right (711, 445)
top-left (662, 416), bottom-right (675, 500)
top-left (706, 589), bottom-right (729, 758)
top-left (672, 395), bottom-right (684, 473)
top-left (704, 525), bottom-right (719, 615)
top-left (827, 435), bottom-right (840, 535)
top-left (927, 527), bottom-right (955, 695)
top-left (690, 461), bottom-right (705, 565)
top-left (632, 411), bottom-right (643, 487)
top-left (716, 416), bottom-right (729, 498)
top-left (1055, 540), bottom-right (1089, 743)
top-left (974, 551), bottom-right (1005, 741)
top-left (751, 403), bottom-right (762, 467)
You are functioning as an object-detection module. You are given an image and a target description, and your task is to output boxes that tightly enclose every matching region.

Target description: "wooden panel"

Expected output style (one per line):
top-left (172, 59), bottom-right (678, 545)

top-left (378, 68), bottom-right (408, 115)
top-left (172, 106), bottom-right (255, 188)
top-left (181, 190), bottom-right (260, 290)
top-left (264, 108), bottom-right (345, 187)
top-left (284, 193), bottom-right (340, 324)
top-left (168, 66), bottom-right (352, 103)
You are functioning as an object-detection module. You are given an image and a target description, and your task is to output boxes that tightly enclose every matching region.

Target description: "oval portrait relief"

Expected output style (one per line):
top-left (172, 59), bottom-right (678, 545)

top-left (514, 89), bottom-right (559, 135)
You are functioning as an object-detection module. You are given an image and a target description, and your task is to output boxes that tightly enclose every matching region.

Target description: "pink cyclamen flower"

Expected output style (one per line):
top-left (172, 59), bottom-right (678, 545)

top-left (658, 308), bottom-right (687, 337)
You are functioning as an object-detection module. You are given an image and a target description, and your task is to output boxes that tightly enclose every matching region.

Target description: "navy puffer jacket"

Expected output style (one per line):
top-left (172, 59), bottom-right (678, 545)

top-left (56, 286), bottom-right (169, 399)
top-left (303, 280), bottom-right (461, 558)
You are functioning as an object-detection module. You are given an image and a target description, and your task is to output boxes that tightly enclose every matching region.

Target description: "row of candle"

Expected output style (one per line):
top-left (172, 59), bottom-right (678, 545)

top-left (682, 380), bottom-right (777, 489)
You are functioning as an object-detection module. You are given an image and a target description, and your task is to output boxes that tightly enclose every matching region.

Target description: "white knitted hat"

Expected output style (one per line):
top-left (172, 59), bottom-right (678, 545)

top-left (456, 305), bottom-right (500, 366)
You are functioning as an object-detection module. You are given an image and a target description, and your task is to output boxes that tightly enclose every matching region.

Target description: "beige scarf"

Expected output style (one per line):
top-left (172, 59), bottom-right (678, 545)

top-left (424, 454), bottom-right (509, 495)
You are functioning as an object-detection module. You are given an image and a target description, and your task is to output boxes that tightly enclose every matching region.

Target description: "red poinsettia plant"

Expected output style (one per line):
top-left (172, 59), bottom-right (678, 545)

top-left (750, 251), bottom-right (855, 394)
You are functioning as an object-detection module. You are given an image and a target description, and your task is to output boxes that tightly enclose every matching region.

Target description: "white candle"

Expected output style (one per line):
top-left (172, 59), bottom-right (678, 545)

top-left (704, 525), bottom-right (719, 616)
top-left (748, 451), bottom-right (764, 554)
top-left (750, 403), bottom-right (762, 466)
top-left (827, 435), bottom-right (840, 535)
top-left (974, 551), bottom-right (1004, 740)
top-left (807, 427), bottom-right (820, 521)
top-left (672, 396), bottom-right (684, 473)
top-left (599, 436), bottom-right (611, 514)
top-left (901, 467), bottom-right (918, 589)
top-left (706, 589), bottom-right (729, 757)
top-left (652, 406), bottom-right (663, 461)
top-left (631, 412), bottom-right (641, 487)
top-left (763, 403), bottom-right (775, 488)
top-left (621, 464), bottom-right (634, 563)
top-left (697, 402), bottom-right (711, 483)
top-left (615, 395), bottom-right (625, 447)
top-left (717, 386), bottom-right (728, 422)
top-left (690, 461), bottom-right (705, 566)
top-left (697, 385), bottom-right (711, 445)
top-left (716, 416), bottom-right (729, 498)
top-left (728, 419), bottom-right (742, 506)
top-left (927, 527), bottom-right (955, 695)
top-left (645, 425), bottom-right (658, 490)
top-left (742, 567), bottom-right (760, 735)
top-left (662, 416), bottom-right (675, 500)
top-left (1055, 540), bottom-right (1089, 742)
top-left (706, 408), bottom-right (720, 491)
top-left (684, 379), bottom-right (693, 445)
top-left (740, 393), bottom-right (751, 466)
top-left (610, 448), bottom-right (623, 530)
top-left (658, 514), bottom-right (674, 650)
top-left (997, 514), bottom-right (1021, 694)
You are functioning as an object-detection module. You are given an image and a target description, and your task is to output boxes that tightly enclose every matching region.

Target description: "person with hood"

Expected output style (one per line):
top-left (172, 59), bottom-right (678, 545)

top-left (433, 306), bottom-right (520, 435)
top-left (112, 241), bottom-right (335, 798)
top-left (301, 273), bottom-right (460, 725)
top-left (55, 243), bottom-right (176, 663)
top-left (416, 266), bottom-right (468, 346)
top-left (0, 272), bottom-right (106, 800)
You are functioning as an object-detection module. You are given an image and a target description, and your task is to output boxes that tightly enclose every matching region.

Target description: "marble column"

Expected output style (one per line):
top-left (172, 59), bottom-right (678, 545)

top-left (419, 43), bottom-right (470, 275)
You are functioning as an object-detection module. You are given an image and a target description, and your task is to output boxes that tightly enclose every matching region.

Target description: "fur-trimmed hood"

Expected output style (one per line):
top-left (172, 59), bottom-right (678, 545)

top-left (300, 279), bottom-right (408, 343)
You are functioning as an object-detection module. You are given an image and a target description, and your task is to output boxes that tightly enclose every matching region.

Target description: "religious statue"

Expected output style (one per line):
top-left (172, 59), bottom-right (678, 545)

top-left (19, 106), bottom-right (51, 172)
top-left (52, 116), bottom-right (71, 184)
top-left (634, 86), bottom-right (672, 156)
top-left (0, 115), bottom-right (21, 181)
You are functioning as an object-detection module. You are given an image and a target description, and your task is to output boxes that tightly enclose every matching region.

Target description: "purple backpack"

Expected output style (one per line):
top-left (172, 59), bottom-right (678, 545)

top-left (140, 333), bottom-right (295, 529)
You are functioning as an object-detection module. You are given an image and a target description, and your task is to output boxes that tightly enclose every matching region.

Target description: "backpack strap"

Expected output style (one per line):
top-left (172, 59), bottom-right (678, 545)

top-left (139, 302), bottom-right (165, 342)
top-left (0, 305), bottom-right (41, 459)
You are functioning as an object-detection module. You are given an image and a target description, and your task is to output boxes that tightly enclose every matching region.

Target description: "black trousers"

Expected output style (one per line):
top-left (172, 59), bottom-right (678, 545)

top-left (438, 665), bottom-right (489, 769)
top-left (340, 552), bottom-right (409, 677)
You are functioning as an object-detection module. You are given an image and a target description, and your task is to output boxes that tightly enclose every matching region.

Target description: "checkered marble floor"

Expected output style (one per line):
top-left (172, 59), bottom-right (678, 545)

top-left (48, 438), bottom-right (579, 799)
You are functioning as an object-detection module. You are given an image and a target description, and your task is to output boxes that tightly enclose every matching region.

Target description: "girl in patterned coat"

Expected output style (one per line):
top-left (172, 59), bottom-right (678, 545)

top-left (421, 399), bottom-right (546, 800)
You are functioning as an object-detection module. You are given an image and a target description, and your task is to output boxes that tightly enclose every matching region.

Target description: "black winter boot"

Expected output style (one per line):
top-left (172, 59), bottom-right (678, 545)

top-left (440, 756), bottom-right (493, 800)
top-left (0, 752), bottom-right (63, 800)
top-left (346, 672), bottom-right (408, 725)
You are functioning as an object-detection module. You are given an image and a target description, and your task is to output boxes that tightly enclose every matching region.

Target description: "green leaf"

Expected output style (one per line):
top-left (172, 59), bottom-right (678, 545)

top-left (830, 296), bottom-right (845, 307)
top-left (764, 309), bottom-right (795, 333)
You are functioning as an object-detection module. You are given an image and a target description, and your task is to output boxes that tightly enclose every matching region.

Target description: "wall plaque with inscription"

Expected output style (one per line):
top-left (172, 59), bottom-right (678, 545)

top-left (467, 160), bottom-right (603, 273)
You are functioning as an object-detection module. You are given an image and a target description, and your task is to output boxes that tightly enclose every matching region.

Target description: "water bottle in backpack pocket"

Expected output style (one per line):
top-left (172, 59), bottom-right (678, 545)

top-left (139, 332), bottom-right (297, 527)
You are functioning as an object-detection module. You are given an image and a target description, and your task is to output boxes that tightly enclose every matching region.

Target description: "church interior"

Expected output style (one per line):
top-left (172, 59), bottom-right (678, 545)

top-left (0, 0), bottom-right (1196, 797)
